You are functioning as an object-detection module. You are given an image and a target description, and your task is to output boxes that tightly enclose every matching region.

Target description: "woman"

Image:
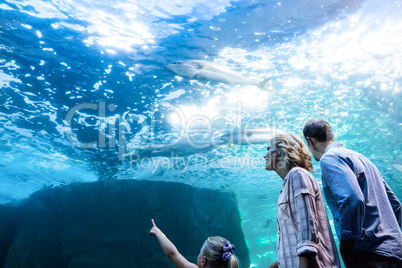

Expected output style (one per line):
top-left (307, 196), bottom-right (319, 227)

top-left (264, 133), bottom-right (340, 268)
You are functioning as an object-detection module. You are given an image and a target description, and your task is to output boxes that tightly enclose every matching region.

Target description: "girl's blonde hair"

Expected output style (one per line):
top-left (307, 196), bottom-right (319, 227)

top-left (201, 236), bottom-right (239, 268)
top-left (270, 133), bottom-right (314, 172)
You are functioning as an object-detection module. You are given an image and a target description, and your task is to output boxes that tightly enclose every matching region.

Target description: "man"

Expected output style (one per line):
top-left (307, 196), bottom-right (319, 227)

top-left (303, 119), bottom-right (402, 268)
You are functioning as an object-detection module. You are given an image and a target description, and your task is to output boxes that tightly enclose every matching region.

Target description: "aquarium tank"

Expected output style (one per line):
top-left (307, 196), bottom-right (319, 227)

top-left (0, 0), bottom-right (401, 267)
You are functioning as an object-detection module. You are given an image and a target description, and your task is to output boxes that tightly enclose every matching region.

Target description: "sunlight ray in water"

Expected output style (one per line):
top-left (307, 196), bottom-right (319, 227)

top-left (4, 0), bottom-right (237, 51)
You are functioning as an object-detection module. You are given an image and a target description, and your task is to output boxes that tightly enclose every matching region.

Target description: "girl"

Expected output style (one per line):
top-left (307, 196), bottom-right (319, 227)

top-left (149, 219), bottom-right (239, 268)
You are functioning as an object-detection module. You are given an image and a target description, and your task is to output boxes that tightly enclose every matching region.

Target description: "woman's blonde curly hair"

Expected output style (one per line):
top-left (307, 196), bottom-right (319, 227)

top-left (269, 133), bottom-right (314, 172)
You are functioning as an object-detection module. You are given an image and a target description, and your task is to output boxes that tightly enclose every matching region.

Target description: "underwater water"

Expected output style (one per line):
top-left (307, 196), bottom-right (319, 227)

top-left (0, 0), bottom-right (401, 267)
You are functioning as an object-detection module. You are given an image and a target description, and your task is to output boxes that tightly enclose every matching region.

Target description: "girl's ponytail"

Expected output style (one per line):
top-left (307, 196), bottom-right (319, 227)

top-left (227, 254), bottom-right (240, 268)
top-left (201, 236), bottom-right (240, 268)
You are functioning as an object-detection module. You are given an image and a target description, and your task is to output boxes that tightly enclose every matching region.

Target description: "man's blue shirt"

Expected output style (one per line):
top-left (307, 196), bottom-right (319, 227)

top-left (320, 143), bottom-right (402, 260)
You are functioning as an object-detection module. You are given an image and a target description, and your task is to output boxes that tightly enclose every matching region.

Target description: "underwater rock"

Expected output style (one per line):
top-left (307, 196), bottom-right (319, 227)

top-left (0, 205), bottom-right (25, 264)
top-left (0, 180), bottom-right (249, 268)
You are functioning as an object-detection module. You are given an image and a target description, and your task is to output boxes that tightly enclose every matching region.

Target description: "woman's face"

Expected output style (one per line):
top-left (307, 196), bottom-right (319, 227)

top-left (264, 144), bottom-right (278, 170)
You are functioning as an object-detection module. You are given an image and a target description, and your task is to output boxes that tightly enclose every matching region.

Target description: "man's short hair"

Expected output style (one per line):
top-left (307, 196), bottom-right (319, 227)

top-left (303, 119), bottom-right (334, 142)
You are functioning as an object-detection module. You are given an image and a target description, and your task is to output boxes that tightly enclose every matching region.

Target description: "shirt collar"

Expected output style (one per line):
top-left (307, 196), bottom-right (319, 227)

top-left (324, 142), bottom-right (343, 154)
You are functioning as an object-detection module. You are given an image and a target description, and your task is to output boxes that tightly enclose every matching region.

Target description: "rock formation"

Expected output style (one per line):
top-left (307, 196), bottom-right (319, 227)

top-left (0, 180), bottom-right (249, 268)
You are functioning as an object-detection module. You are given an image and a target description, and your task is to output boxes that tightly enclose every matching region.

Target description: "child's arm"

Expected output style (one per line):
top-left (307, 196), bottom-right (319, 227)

top-left (149, 219), bottom-right (198, 268)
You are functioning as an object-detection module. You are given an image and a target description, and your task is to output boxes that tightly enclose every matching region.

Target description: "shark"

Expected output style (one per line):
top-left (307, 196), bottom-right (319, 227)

top-left (218, 127), bottom-right (286, 145)
top-left (124, 139), bottom-right (225, 159)
top-left (391, 161), bottom-right (402, 172)
top-left (123, 127), bottom-right (286, 158)
top-left (165, 60), bottom-right (271, 90)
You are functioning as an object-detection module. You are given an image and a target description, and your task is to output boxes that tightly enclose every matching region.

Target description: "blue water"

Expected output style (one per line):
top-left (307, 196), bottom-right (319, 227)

top-left (1, 0), bottom-right (401, 266)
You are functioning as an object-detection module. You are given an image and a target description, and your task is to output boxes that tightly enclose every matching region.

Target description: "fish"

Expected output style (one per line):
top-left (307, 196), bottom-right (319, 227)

top-left (124, 139), bottom-right (225, 159)
top-left (165, 60), bottom-right (271, 90)
top-left (391, 161), bottom-right (402, 172)
top-left (218, 127), bottom-right (286, 145)
top-left (263, 219), bottom-right (272, 229)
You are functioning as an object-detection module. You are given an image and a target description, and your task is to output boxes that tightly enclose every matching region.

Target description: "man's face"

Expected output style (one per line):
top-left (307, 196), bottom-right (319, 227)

top-left (264, 144), bottom-right (278, 170)
top-left (306, 137), bottom-right (321, 161)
